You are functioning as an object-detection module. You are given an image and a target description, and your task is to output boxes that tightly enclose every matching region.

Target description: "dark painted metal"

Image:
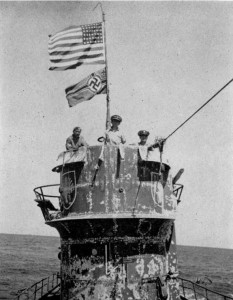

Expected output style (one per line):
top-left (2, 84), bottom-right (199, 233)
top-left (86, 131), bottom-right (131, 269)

top-left (34, 144), bottom-right (185, 299)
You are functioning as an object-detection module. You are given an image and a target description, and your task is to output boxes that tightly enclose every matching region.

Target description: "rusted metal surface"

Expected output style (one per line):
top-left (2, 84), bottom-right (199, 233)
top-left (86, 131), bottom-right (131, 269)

top-left (35, 145), bottom-right (184, 299)
top-left (55, 221), bottom-right (179, 300)
top-left (58, 145), bottom-right (178, 219)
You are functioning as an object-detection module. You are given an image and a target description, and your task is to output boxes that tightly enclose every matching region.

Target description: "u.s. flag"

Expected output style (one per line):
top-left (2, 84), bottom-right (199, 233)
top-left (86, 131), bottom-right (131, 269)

top-left (48, 23), bottom-right (105, 71)
top-left (65, 68), bottom-right (107, 107)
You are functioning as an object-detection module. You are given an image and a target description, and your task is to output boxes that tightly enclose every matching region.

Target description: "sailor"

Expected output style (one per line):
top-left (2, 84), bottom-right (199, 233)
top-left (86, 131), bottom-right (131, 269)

top-left (138, 132), bottom-right (166, 173)
top-left (148, 137), bottom-right (166, 152)
top-left (138, 130), bottom-right (165, 151)
top-left (138, 130), bottom-right (150, 146)
top-left (105, 115), bottom-right (126, 145)
top-left (66, 126), bottom-right (88, 151)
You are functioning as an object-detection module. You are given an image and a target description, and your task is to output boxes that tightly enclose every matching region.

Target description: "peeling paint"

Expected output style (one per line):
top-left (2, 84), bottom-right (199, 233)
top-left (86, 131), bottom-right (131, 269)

top-left (55, 146), bottom-right (181, 218)
top-left (43, 145), bottom-right (183, 299)
top-left (55, 223), bottom-right (180, 299)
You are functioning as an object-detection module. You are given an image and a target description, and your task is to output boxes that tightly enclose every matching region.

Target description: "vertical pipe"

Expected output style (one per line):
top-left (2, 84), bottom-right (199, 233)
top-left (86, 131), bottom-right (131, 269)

top-left (41, 279), bottom-right (43, 298)
top-left (102, 9), bottom-right (111, 130)
top-left (34, 284), bottom-right (37, 300)
top-left (182, 279), bottom-right (186, 298)
top-left (47, 276), bottom-right (50, 292)
top-left (193, 282), bottom-right (197, 299)
top-left (40, 187), bottom-right (44, 201)
top-left (105, 244), bottom-right (108, 274)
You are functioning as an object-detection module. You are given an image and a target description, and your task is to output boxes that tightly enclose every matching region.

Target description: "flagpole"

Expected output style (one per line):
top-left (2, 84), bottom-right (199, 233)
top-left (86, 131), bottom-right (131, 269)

top-left (94, 3), bottom-right (111, 130)
top-left (102, 10), bottom-right (111, 130)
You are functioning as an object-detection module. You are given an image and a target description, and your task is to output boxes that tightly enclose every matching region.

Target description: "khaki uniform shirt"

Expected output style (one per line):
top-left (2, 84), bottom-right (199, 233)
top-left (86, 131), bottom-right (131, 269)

top-left (105, 128), bottom-right (126, 145)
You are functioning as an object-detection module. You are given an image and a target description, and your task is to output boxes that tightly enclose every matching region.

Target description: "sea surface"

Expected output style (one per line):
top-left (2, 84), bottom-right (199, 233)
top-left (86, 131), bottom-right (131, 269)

top-left (0, 233), bottom-right (232, 299)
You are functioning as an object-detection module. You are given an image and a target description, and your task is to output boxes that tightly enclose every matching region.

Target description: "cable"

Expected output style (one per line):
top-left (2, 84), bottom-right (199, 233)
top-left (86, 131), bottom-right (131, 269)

top-left (165, 78), bottom-right (233, 141)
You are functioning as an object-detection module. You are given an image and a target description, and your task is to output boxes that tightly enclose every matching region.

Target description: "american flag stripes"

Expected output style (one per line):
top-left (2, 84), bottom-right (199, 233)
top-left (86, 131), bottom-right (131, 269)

top-left (48, 23), bottom-right (105, 71)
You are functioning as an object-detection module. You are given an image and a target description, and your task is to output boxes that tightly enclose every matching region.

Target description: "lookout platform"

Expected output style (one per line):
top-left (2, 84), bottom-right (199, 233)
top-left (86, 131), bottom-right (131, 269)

top-left (34, 145), bottom-right (183, 223)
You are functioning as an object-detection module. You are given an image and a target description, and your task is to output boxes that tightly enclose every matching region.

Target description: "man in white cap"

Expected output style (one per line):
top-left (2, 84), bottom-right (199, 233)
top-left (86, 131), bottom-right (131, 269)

top-left (105, 115), bottom-right (126, 145)
top-left (138, 130), bottom-right (150, 146)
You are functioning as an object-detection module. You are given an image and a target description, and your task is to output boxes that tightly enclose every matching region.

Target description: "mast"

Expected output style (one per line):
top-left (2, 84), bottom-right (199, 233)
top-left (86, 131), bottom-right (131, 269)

top-left (103, 9), bottom-right (111, 130)
top-left (95, 3), bottom-right (111, 130)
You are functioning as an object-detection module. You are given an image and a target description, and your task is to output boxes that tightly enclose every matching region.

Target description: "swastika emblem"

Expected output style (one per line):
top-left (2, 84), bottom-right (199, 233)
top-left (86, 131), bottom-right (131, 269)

top-left (88, 75), bottom-right (102, 93)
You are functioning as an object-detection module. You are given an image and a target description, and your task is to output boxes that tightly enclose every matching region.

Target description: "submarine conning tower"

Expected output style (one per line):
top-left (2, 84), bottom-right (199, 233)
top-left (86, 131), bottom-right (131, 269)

top-left (34, 144), bottom-right (184, 300)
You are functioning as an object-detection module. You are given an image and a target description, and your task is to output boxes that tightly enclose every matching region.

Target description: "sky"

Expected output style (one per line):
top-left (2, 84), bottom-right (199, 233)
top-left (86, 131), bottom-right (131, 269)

top-left (0, 1), bottom-right (233, 249)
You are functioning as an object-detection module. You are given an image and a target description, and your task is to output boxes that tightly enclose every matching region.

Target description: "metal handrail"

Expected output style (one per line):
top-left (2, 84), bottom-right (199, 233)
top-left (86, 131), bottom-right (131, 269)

top-left (34, 182), bottom-right (183, 201)
top-left (16, 273), bottom-right (60, 300)
top-left (34, 184), bottom-right (60, 200)
top-left (15, 274), bottom-right (232, 299)
top-left (178, 276), bottom-right (233, 300)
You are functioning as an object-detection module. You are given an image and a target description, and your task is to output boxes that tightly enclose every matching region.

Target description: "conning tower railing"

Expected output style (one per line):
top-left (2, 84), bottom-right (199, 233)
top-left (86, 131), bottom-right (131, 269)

top-left (179, 277), bottom-right (233, 300)
top-left (34, 184), bottom-right (60, 202)
top-left (34, 183), bottom-right (184, 221)
top-left (34, 184), bottom-right (184, 204)
top-left (15, 273), bottom-right (60, 300)
top-left (34, 184), bottom-right (61, 221)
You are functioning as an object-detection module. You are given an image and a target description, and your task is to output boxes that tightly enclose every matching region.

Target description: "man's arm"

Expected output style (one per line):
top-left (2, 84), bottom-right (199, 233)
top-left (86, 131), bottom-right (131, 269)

top-left (66, 137), bottom-right (73, 150)
top-left (148, 139), bottom-right (165, 151)
top-left (80, 136), bottom-right (89, 147)
top-left (105, 131), bottom-right (110, 143)
top-left (121, 134), bottom-right (126, 144)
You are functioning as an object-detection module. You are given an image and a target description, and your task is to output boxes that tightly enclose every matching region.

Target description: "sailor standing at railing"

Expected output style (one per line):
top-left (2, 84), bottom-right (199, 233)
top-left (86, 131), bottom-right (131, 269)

top-left (138, 130), bottom-right (165, 151)
top-left (66, 126), bottom-right (88, 151)
top-left (105, 115), bottom-right (126, 145)
top-left (138, 130), bottom-right (150, 146)
top-left (137, 131), bottom-right (166, 164)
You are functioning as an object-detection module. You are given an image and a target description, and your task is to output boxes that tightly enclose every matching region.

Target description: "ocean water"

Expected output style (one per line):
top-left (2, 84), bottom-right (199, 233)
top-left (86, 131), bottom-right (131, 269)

top-left (0, 233), bottom-right (232, 299)
top-left (0, 234), bottom-right (60, 299)
top-left (177, 245), bottom-right (233, 298)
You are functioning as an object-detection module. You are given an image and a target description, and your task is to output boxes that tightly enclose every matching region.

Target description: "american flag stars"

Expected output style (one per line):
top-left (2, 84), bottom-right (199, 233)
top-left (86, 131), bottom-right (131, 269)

top-left (82, 23), bottom-right (103, 45)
